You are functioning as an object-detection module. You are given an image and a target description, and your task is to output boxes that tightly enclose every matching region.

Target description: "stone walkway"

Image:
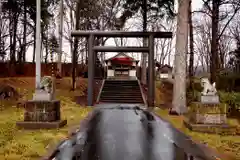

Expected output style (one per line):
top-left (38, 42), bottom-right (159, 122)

top-left (48, 103), bottom-right (219, 160)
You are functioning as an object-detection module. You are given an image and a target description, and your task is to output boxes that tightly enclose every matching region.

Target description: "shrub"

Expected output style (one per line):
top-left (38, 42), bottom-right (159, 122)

top-left (219, 91), bottom-right (240, 116)
top-left (187, 90), bottom-right (199, 106)
top-left (187, 79), bottom-right (202, 105)
top-left (192, 81), bottom-right (202, 92)
top-left (217, 74), bottom-right (240, 92)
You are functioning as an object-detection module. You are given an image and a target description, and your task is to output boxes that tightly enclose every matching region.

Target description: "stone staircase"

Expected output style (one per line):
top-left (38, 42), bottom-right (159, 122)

top-left (99, 80), bottom-right (144, 104)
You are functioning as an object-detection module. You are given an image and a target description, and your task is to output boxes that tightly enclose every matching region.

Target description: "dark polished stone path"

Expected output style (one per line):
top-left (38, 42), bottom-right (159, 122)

top-left (49, 104), bottom-right (217, 160)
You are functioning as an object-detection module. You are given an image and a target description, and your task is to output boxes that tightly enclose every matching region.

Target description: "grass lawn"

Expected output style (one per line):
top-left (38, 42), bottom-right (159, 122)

top-left (154, 108), bottom-right (240, 160)
top-left (0, 77), bottom-right (92, 160)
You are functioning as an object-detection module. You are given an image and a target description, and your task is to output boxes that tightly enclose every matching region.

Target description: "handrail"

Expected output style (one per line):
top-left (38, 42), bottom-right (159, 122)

top-left (138, 79), bottom-right (147, 107)
top-left (96, 79), bottom-right (105, 103)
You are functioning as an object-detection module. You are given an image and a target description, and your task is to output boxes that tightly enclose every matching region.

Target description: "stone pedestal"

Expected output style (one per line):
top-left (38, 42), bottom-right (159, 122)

top-left (188, 102), bottom-right (227, 124)
top-left (184, 102), bottom-right (236, 134)
top-left (32, 90), bottom-right (54, 101)
top-left (16, 100), bottom-right (67, 129)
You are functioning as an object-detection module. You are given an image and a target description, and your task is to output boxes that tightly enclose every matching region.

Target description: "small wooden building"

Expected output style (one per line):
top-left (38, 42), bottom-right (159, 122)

top-left (105, 53), bottom-right (139, 79)
top-left (155, 63), bottom-right (173, 79)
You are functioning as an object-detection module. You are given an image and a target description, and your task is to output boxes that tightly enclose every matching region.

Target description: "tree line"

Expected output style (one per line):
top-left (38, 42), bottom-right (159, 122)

top-left (0, 0), bottom-right (239, 82)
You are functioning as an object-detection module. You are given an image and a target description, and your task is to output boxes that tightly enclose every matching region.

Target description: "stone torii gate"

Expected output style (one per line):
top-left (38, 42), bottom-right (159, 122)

top-left (71, 31), bottom-right (172, 107)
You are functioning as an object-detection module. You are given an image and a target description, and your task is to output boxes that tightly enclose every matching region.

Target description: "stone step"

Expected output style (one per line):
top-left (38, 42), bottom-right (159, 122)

top-left (100, 96), bottom-right (143, 99)
top-left (100, 92), bottom-right (141, 94)
top-left (100, 99), bottom-right (144, 103)
top-left (103, 85), bottom-right (140, 88)
top-left (102, 91), bottom-right (141, 93)
top-left (104, 85), bottom-right (139, 87)
top-left (99, 80), bottom-right (143, 103)
top-left (103, 86), bottom-right (140, 89)
top-left (101, 90), bottom-right (141, 92)
top-left (104, 84), bottom-right (139, 87)
top-left (104, 90), bottom-right (140, 93)
top-left (101, 90), bottom-right (141, 93)
top-left (101, 93), bottom-right (142, 96)
top-left (103, 86), bottom-right (140, 88)
top-left (101, 91), bottom-right (142, 94)
top-left (104, 82), bottom-right (138, 84)
top-left (105, 80), bottom-right (138, 82)
top-left (101, 95), bottom-right (142, 98)
top-left (100, 99), bottom-right (143, 102)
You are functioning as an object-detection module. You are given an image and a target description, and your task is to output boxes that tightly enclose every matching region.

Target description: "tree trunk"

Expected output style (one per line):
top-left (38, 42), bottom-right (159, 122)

top-left (72, 1), bottom-right (81, 90)
top-left (210, 0), bottom-right (219, 83)
top-left (45, 24), bottom-right (49, 63)
top-left (33, 26), bottom-right (36, 62)
top-left (57, 0), bottom-right (64, 76)
top-left (12, 12), bottom-right (18, 64)
top-left (101, 38), bottom-right (105, 63)
top-left (16, 0), bottom-right (27, 74)
top-left (141, 0), bottom-right (147, 85)
top-left (85, 40), bottom-right (88, 64)
top-left (9, 12), bottom-right (15, 63)
top-left (0, 2), bottom-right (2, 60)
top-left (69, 7), bottom-right (74, 63)
top-left (188, 0), bottom-right (194, 90)
top-left (41, 32), bottom-right (43, 62)
top-left (23, 0), bottom-right (27, 62)
top-left (81, 38), bottom-right (84, 64)
top-left (171, 0), bottom-right (190, 115)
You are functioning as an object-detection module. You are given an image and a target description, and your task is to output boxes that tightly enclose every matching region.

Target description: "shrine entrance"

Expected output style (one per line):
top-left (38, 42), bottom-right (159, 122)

top-left (105, 53), bottom-right (138, 80)
top-left (71, 31), bottom-right (172, 107)
top-left (114, 70), bottom-right (129, 78)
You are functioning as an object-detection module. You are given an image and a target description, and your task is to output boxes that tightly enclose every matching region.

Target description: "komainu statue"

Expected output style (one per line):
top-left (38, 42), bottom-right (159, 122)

top-left (40, 76), bottom-right (53, 93)
top-left (200, 78), bottom-right (217, 96)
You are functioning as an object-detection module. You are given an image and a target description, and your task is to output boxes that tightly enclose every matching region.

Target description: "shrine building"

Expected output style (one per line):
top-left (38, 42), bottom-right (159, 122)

top-left (105, 53), bottom-right (139, 79)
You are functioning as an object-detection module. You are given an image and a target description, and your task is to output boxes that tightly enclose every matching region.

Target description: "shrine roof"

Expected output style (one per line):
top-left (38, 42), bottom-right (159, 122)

top-left (105, 53), bottom-right (138, 62)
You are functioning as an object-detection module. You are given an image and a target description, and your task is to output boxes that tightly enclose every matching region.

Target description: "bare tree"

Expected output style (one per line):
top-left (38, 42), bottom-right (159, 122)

top-left (171, 0), bottom-right (190, 114)
top-left (151, 19), bottom-right (175, 65)
top-left (218, 34), bottom-right (234, 68)
top-left (0, 16), bottom-right (9, 61)
top-left (66, 0), bottom-right (122, 62)
top-left (194, 16), bottom-right (212, 72)
top-left (188, 0), bottom-right (194, 90)
top-left (200, 0), bottom-right (240, 82)
top-left (229, 12), bottom-right (240, 45)
top-left (194, 13), bottom-right (235, 74)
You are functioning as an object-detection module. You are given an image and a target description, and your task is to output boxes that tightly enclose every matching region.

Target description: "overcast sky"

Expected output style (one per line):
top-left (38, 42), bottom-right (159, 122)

top-left (25, 0), bottom-right (204, 64)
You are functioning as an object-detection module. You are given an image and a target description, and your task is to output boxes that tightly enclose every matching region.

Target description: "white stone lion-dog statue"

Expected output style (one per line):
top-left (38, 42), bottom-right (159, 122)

top-left (200, 78), bottom-right (217, 96)
top-left (40, 76), bottom-right (53, 93)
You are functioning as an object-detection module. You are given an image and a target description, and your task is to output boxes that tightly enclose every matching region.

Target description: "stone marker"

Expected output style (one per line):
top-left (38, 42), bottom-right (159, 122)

top-left (200, 95), bottom-right (219, 104)
top-left (16, 76), bottom-right (67, 129)
top-left (188, 102), bottom-right (227, 125)
top-left (184, 78), bottom-right (236, 134)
